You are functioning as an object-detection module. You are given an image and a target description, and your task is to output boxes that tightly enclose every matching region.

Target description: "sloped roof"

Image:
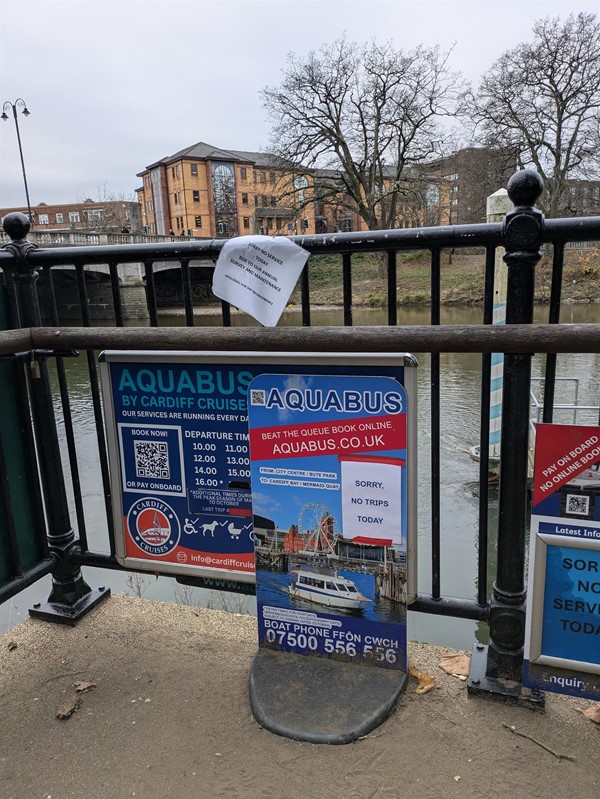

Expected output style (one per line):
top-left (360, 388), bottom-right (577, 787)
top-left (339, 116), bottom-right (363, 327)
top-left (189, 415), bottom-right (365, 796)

top-left (228, 149), bottom-right (296, 170)
top-left (141, 141), bottom-right (291, 172)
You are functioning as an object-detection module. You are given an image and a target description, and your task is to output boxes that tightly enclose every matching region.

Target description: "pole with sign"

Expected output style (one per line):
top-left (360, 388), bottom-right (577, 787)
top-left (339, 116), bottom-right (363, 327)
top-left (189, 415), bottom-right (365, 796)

top-left (247, 365), bottom-right (416, 743)
top-left (524, 423), bottom-right (600, 701)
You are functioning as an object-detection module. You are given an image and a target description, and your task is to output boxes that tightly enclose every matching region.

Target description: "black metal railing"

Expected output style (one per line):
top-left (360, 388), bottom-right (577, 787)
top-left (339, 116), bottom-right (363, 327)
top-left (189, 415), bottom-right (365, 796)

top-left (1, 170), bottom-right (599, 695)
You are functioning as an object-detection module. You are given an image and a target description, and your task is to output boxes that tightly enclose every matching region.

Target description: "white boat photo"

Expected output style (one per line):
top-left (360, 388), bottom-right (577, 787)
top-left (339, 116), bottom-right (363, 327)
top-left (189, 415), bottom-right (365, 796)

top-left (289, 570), bottom-right (371, 610)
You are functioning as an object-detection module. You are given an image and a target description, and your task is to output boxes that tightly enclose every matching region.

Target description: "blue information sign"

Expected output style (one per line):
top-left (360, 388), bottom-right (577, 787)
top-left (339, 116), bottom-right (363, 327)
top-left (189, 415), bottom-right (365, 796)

top-left (248, 371), bottom-right (413, 671)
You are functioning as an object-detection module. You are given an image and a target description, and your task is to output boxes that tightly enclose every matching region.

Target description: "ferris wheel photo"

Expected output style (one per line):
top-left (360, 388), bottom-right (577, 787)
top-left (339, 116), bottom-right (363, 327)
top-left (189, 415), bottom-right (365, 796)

top-left (298, 502), bottom-right (339, 554)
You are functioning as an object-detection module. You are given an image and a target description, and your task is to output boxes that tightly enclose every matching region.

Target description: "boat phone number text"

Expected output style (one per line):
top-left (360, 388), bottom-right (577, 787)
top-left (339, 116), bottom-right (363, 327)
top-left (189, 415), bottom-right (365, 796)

top-left (262, 620), bottom-right (400, 665)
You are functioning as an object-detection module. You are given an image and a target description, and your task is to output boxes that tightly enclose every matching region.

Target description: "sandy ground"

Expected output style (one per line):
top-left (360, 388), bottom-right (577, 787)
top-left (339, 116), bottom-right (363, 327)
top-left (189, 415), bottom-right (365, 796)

top-left (0, 595), bottom-right (598, 799)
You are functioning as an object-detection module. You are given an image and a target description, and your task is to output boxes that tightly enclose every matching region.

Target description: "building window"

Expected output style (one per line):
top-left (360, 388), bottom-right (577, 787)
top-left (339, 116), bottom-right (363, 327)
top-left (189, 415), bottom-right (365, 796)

top-left (240, 167), bottom-right (247, 181)
top-left (39, 214), bottom-right (49, 224)
top-left (194, 216), bottom-right (202, 227)
top-left (254, 195), bottom-right (258, 207)
top-left (269, 171), bottom-right (276, 184)
top-left (243, 217), bottom-right (250, 229)
top-left (242, 193), bottom-right (248, 204)
top-left (260, 171), bottom-right (266, 184)
top-left (261, 195), bottom-right (267, 207)
top-left (267, 218), bottom-right (273, 231)
top-left (193, 190), bottom-right (200, 202)
top-left (426, 184), bottom-right (440, 205)
top-left (86, 210), bottom-right (102, 222)
top-left (191, 163), bottom-right (198, 177)
top-left (270, 196), bottom-right (276, 207)
top-left (55, 213), bottom-right (63, 223)
top-left (174, 192), bottom-right (179, 205)
top-left (69, 212), bottom-right (80, 224)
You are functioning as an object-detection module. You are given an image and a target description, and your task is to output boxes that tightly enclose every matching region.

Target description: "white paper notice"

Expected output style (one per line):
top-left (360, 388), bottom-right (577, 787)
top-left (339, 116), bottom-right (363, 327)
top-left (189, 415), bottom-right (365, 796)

top-left (212, 236), bottom-right (309, 327)
top-left (340, 457), bottom-right (403, 544)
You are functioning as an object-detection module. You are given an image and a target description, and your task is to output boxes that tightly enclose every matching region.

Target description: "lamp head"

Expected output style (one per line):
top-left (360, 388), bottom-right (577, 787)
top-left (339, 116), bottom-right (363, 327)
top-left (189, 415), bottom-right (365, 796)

top-left (1, 112), bottom-right (8, 122)
top-left (22, 107), bottom-right (30, 117)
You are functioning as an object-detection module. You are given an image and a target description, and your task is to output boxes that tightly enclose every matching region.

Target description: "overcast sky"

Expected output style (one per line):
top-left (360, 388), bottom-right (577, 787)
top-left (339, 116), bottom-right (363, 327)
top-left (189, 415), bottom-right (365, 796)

top-left (0, 0), bottom-right (597, 208)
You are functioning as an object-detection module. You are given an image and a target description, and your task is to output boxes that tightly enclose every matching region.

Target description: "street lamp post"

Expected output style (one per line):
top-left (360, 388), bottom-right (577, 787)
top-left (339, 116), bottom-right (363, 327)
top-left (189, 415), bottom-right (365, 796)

top-left (2, 98), bottom-right (33, 222)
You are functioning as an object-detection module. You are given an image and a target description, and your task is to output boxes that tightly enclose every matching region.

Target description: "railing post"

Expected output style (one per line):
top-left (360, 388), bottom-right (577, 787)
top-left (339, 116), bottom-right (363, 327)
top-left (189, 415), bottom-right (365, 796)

top-left (1, 212), bottom-right (110, 623)
top-left (468, 170), bottom-right (545, 704)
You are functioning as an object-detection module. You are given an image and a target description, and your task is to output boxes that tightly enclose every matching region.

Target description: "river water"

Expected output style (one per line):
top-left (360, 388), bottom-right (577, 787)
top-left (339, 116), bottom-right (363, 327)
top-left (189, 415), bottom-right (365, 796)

top-left (2, 303), bottom-right (598, 650)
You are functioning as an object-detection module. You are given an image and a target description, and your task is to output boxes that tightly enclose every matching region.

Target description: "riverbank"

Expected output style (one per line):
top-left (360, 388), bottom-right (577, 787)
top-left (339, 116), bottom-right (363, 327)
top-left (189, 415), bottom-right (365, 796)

top-left (1, 595), bottom-right (598, 799)
top-left (297, 249), bottom-right (600, 308)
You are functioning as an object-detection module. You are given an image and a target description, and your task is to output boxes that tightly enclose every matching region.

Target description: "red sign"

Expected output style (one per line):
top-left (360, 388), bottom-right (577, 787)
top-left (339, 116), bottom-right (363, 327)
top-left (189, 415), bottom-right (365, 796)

top-left (533, 424), bottom-right (600, 506)
top-left (249, 414), bottom-right (406, 461)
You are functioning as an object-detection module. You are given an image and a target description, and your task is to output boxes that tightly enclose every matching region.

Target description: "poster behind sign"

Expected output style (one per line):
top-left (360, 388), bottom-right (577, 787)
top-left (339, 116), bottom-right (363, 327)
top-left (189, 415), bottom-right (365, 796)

top-left (101, 354), bottom-right (413, 587)
top-left (248, 373), bottom-right (408, 671)
top-left (103, 359), bottom-right (257, 578)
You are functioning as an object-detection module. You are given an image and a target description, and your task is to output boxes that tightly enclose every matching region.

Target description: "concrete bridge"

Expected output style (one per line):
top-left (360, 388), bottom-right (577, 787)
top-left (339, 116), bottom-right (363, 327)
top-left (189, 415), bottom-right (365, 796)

top-left (0, 228), bottom-right (216, 320)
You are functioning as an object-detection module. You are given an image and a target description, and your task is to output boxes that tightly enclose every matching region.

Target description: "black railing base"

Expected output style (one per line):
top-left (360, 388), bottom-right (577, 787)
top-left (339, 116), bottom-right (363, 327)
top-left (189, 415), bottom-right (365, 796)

top-left (467, 644), bottom-right (545, 707)
top-left (29, 585), bottom-right (111, 626)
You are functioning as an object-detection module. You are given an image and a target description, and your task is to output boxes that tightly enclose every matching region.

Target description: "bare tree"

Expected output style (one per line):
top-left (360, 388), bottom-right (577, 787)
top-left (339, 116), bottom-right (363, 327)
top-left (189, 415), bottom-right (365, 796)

top-left (74, 184), bottom-right (138, 231)
top-left (471, 12), bottom-right (600, 218)
top-left (262, 37), bottom-right (463, 231)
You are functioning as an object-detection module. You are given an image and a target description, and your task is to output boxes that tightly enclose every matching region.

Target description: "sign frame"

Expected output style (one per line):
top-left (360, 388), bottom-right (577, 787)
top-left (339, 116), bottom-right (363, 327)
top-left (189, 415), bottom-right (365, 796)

top-left (99, 351), bottom-right (418, 594)
top-left (526, 531), bottom-right (600, 675)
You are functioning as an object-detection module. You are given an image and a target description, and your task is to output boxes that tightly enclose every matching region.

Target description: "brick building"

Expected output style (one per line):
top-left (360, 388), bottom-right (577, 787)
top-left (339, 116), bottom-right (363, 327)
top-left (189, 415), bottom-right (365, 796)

top-left (135, 141), bottom-right (452, 239)
top-left (0, 200), bottom-right (141, 233)
top-left (136, 143), bottom-right (298, 238)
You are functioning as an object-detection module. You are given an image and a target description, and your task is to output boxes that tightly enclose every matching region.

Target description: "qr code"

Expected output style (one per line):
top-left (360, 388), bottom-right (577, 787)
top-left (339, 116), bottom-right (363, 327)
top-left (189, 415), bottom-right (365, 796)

top-left (565, 494), bottom-right (589, 516)
top-left (134, 440), bottom-right (170, 479)
top-left (250, 389), bottom-right (266, 405)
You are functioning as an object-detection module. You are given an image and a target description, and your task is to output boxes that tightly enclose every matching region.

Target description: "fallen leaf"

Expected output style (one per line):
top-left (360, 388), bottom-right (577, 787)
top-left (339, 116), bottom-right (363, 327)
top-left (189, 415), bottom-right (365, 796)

top-left (454, 775), bottom-right (461, 782)
top-left (577, 706), bottom-right (600, 724)
top-left (439, 653), bottom-right (471, 677)
top-left (409, 666), bottom-right (437, 695)
top-left (56, 694), bottom-right (80, 719)
top-left (74, 681), bottom-right (96, 693)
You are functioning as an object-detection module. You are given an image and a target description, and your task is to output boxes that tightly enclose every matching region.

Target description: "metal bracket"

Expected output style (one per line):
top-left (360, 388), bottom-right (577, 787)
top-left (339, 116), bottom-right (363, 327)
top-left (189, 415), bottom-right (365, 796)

top-left (30, 585), bottom-right (111, 626)
top-left (467, 644), bottom-right (545, 707)
top-left (0, 348), bottom-right (80, 362)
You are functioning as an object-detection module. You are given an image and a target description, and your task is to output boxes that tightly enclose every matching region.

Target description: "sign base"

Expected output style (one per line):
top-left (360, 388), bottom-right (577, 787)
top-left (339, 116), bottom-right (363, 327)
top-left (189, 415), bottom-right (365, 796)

top-left (467, 644), bottom-right (545, 707)
top-left (249, 648), bottom-right (407, 744)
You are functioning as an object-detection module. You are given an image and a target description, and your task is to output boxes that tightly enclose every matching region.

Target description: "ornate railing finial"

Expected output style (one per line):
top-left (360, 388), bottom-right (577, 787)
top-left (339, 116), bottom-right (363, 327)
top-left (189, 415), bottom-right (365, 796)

top-left (2, 210), bottom-right (31, 243)
top-left (503, 170), bottom-right (545, 264)
top-left (506, 169), bottom-right (544, 209)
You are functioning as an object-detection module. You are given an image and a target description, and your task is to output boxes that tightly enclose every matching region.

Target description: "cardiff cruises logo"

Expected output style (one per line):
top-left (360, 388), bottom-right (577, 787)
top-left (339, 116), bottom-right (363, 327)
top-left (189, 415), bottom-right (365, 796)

top-left (127, 498), bottom-right (180, 556)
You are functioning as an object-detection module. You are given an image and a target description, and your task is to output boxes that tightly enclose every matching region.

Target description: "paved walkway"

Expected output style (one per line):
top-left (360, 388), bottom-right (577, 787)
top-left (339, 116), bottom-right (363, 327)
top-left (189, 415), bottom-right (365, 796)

top-left (1, 595), bottom-right (598, 799)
